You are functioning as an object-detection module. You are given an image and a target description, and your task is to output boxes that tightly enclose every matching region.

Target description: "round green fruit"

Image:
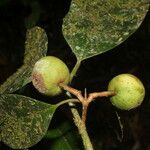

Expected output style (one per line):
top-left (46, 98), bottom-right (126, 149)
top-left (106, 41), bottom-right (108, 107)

top-left (32, 56), bottom-right (70, 96)
top-left (108, 74), bottom-right (145, 110)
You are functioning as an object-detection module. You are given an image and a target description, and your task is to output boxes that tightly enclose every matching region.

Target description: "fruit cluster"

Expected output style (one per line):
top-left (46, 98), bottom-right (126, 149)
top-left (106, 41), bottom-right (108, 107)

top-left (32, 56), bottom-right (145, 110)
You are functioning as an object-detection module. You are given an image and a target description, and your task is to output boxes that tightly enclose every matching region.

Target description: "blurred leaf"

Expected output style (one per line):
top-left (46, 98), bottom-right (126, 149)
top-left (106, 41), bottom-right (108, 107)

top-left (0, 94), bottom-right (57, 149)
top-left (0, 26), bottom-right (48, 94)
top-left (45, 121), bottom-right (73, 139)
top-left (50, 130), bottom-right (80, 150)
top-left (63, 0), bottom-right (149, 60)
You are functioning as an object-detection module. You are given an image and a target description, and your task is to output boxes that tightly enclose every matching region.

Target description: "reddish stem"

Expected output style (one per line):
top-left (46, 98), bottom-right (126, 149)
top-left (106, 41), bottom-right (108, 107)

top-left (82, 104), bottom-right (89, 123)
top-left (59, 83), bottom-right (84, 103)
top-left (59, 83), bottom-right (116, 124)
top-left (88, 91), bottom-right (116, 103)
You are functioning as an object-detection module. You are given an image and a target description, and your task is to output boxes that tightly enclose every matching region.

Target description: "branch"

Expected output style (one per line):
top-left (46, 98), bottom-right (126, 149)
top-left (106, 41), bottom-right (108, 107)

top-left (59, 83), bottom-right (85, 103)
top-left (88, 91), bottom-right (116, 103)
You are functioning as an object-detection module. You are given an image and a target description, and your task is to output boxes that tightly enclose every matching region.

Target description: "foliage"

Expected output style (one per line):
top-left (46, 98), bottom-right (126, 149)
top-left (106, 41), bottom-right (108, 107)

top-left (47, 122), bottom-right (80, 150)
top-left (0, 0), bottom-right (149, 149)
top-left (0, 27), bottom-right (48, 94)
top-left (0, 94), bottom-right (57, 149)
top-left (63, 0), bottom-right (149, 60)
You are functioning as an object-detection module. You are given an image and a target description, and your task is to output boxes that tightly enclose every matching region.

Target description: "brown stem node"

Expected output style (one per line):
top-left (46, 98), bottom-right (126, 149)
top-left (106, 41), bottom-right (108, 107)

top-left (59, 83), bottom-right (84, 103)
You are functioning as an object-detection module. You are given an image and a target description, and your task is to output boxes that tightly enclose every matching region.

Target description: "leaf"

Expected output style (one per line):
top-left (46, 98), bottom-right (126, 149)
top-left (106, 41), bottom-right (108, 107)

top-left (24, 26), bottom-right (48, 66)
top-left (0, 65), bottom-right (31, 94)
top-left (50, 130), bottom-right (80, 150)
top-left (45, 121), bottom-right (73, 139)
top-left (63, 0), bottom-right (149, 60)
top-left (0, 94), bottom-right (57, 149)
top-left (0, 26), bottom-right (48, 94)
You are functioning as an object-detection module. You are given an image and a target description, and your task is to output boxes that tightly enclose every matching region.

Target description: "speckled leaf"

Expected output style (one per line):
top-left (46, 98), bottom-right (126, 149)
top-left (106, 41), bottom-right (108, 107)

top-left (24, 26), bottom-right (48, 65)
top-left (0, 94), bottom-right (57, 149)
top-left (0, 65), bottom-right (31, 94)
top-left (63, 0), bottom-right (149, 60)
top-left (0, 26), bottom-right (48, 94)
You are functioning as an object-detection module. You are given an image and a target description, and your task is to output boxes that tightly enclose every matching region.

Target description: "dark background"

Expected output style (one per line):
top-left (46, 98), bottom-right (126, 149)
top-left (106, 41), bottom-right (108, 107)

top-left (0, 0), bottom-right (150, 149)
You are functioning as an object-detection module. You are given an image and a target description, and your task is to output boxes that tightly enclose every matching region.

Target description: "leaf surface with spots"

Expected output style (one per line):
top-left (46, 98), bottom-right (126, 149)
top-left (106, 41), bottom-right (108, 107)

top-left (63, 0), bottom-right (149, 60)
top-left (0, 94), bottom-right (57, 149)
top-left (0, 26), bottom-right (48, 94)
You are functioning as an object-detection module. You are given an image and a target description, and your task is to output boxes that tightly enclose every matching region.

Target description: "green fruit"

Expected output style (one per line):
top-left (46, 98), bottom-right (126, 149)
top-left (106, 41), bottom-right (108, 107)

top-left (32, 56), bottom-right (70, 96)
top-left (108, 74), bottom-right (145, 110)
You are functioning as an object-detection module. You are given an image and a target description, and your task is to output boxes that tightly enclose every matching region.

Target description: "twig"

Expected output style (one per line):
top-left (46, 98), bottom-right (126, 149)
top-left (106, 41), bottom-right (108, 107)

top-left (88, 91), bottom-right (116, 103)
top-left (65, 60), bottom-right (94, 150)
top-left (69, 102), bottom-right (94, 150)
top-left (60, 83), bottom-right (116, 124)
top-left (82, 103), bottom-right (89, 123)
top-left (56, 98), bottom-right (80, 107)
top-left (59, 83), bottom-right (84, 103)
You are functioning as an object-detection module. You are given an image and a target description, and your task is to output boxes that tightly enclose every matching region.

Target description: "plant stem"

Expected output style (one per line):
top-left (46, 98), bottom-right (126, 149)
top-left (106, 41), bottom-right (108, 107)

top-left (69, 103), bottom-right (94, 150)
top-left (70, 59), bottom-right (81, 82)
top-left (88, 91), bottom-right (116, 103)
top-left (56, 99), bottom-right (79, 107)
top-left (59, 83), bottom-right (84, 103)
top-left (69, 60), bottom-right (94, 150)
top-left (60, 60), bottom-right (116, 150)
top-left (82, 104), bottom-right (89, 124)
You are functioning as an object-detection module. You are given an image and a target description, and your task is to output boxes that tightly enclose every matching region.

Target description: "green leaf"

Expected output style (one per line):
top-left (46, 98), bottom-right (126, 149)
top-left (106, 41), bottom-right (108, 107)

top-left (0, 94), bottom-right (57, 149)
top-left (0, 65), bottom-right (32, 94)
top-left (50, 130), bottom-right (80, 150)
top-left (24, 26), bottom-right (48, 66)
top-left (63, 0), bottom-right (149, 60)
top-left (0, 26), bottom-right (48, 94)
top-left (45, 121), bottom-right (72, 139)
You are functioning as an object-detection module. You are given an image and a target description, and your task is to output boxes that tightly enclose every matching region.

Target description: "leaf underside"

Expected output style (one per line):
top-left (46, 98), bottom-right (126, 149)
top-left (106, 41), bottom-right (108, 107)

top-left (0, 94), bottom-right (57, 149)
top-left (63, 0), bottom-right (149, 60)
top-left (0, 26), bottom-right (48, 94)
